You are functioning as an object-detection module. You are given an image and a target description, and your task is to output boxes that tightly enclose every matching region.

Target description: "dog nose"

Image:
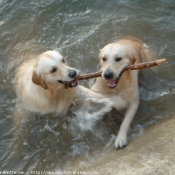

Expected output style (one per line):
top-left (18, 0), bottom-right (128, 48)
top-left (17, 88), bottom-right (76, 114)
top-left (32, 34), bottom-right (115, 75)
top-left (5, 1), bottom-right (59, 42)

top-left (69, 69), bottom-right (77, 79)
top-left (104, 70), bottom-right (114, 79)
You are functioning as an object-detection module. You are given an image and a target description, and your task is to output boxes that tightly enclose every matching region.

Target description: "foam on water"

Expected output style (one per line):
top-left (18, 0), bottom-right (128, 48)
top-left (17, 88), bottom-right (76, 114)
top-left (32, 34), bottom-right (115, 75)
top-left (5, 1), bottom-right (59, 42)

top-left (70, 98), bottom-right (113, 132)
top-left (1, 0), bottom-right (175, 172)
top-left (104, 134), bottom-right (116, 149)
top-left (43, 123), bottom-right (59, 137)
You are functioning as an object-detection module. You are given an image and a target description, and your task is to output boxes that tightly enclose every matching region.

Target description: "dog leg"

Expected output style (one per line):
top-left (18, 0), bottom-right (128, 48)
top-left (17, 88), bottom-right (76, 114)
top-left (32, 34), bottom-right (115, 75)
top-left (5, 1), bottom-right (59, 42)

top-left (114, 100), bottom-right (139, 149)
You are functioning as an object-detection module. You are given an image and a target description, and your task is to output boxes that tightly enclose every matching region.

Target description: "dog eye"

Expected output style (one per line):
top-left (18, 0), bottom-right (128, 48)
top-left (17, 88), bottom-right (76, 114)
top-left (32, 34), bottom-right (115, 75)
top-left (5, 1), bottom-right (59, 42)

top-left (115, 57), bottom-right (122, 62)
top-left (102, 57), bottom-right (107, 61)
top-left (62, 58), bottom-right (66, 63)
top-left (50, 67), bottom-right (57, 73)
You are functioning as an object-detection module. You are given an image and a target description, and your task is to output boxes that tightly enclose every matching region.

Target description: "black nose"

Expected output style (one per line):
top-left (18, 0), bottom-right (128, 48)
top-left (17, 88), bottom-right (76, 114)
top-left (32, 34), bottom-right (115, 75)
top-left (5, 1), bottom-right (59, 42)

top-left (104, 70), bottom-right (114, 79)
top-left (69, 69), bottom-right (77, 79)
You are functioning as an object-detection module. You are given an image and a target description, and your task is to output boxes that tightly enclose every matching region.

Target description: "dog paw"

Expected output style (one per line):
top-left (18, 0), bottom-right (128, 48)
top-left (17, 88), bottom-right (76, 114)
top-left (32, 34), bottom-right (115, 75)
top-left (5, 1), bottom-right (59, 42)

top-left (114, 134), bottom-right (127, 149)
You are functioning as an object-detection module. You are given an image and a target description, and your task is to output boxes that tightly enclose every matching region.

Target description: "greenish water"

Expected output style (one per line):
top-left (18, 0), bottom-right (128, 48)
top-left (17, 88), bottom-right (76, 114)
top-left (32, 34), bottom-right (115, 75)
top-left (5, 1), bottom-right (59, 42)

top-left (0, 0), bottom-right (175, 173)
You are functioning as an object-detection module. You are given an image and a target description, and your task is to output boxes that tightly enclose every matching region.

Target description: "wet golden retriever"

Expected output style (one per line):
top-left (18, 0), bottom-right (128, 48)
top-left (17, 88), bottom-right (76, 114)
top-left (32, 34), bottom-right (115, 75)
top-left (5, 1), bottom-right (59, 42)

top-left (15, 50), bottom-right (81, 115)
top-left (91, 38), bottom-right (145, 149)
top-left (15, 50), bottom-right (112, 116)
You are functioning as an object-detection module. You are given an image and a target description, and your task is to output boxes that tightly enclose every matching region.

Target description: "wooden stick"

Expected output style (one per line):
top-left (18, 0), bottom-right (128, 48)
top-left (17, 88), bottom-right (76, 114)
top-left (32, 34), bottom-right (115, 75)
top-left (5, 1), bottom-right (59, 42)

top-left (65, 59), bottom-right (166, 88)
top-left (123, 58), bottom-right (167, 71)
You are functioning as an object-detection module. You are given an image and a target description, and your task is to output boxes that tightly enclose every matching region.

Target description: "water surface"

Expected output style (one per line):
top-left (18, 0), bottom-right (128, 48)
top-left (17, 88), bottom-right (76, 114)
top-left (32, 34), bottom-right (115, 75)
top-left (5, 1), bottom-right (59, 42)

top-left (0, 0), bottom-right (175, 173)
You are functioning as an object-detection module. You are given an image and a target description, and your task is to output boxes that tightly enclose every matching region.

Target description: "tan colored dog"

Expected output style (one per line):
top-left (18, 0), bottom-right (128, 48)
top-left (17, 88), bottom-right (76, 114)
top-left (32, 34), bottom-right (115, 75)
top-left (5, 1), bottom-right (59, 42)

top-left (15, 50), bottom-right (113, 116)
top-left (91, 38), bottom-right (144, 149)
top-left (15, 50), bottom-right (81, 115)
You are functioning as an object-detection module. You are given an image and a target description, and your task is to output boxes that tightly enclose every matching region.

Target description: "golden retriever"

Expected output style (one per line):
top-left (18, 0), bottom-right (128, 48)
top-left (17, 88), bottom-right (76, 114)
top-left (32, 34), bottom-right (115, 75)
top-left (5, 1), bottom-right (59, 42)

top-left (91, 38), bottom-right (144, 149)
top-left (15, 50), bottom-right (112, 116)
top-left (15, 50), bottom-right (81, 115)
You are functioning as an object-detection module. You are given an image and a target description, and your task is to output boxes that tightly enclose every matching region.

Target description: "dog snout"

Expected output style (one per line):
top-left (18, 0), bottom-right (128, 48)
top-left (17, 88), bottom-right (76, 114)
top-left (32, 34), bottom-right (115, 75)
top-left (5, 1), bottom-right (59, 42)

top-left (68, 69), bottom-right (77, 79)
top-left (104, 70), bottom-right (114, 79)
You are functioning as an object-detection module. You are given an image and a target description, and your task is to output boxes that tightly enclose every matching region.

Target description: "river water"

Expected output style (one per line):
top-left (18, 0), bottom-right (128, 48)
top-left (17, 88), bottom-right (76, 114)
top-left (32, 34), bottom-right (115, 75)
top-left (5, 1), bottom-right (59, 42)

top-left (0, 0), bottom-right (175, 173)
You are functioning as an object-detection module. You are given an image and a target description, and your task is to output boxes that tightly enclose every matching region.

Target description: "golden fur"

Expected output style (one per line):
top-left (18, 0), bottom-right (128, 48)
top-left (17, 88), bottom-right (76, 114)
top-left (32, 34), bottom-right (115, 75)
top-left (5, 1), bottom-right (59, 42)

top-left (15, 50), bottom-right (81, 115)
top-left (91, 38), bottom-right (145, 149)
top-left (15, 50), bottom-right (112, 116)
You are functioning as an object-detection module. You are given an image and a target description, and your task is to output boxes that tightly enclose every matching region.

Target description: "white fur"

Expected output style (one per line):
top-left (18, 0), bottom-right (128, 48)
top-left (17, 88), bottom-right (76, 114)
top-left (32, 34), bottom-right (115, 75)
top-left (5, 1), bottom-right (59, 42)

top-left (15, 50), bottom-right (113, 116)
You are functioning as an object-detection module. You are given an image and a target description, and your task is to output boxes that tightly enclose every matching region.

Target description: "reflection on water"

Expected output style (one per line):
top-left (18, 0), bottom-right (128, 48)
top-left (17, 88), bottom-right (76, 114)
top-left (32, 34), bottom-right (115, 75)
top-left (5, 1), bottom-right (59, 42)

top-left (0, 0), bottom-right (175, 172)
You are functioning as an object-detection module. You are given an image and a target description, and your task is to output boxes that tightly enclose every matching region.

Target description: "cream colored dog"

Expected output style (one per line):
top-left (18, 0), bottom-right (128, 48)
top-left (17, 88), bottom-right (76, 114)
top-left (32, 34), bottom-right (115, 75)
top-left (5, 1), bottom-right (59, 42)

top-left (15, 50), bottom-right (81, 115)
top-left (15, 50), bottom-right (113, 116)
top-left (91, 38), bottom-right (144, 149)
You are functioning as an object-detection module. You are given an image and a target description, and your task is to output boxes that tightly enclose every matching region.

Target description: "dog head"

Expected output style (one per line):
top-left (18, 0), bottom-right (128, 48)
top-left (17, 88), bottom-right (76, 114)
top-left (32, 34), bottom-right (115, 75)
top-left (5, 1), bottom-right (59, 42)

top-left (99, 43), bottom-right (135, 89)
top-left (32, 50), bottom-right (79, 89)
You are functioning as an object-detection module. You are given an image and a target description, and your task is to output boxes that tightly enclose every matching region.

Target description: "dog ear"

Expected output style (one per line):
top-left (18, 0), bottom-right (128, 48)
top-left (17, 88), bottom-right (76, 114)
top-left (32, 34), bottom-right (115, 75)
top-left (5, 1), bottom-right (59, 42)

top-left (32, 70), bottom-right (48, 90)
top-left (131, 55), bottom-right (136, 64)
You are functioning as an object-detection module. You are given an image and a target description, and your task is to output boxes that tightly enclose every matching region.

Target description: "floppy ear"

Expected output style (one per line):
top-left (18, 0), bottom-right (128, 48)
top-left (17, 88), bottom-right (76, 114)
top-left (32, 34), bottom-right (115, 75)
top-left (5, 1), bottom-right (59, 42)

top-left (32, 70), bottom-right (48, 90)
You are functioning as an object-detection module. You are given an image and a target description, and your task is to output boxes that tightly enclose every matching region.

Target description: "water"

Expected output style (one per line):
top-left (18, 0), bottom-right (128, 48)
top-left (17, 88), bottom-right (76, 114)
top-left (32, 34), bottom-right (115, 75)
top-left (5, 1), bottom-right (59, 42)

top-left (0, 0), bottom-right (175, 173)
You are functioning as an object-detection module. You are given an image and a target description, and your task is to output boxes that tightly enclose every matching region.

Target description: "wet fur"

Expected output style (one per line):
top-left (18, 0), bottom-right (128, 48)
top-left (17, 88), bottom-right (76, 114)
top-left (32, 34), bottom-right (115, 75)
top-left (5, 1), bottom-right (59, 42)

top-left (15, 51), bottom-right (81, 115)
top-left (91, 37), bottom-right (145, 149)
top-left (15, 50), bottom-right (112, 116)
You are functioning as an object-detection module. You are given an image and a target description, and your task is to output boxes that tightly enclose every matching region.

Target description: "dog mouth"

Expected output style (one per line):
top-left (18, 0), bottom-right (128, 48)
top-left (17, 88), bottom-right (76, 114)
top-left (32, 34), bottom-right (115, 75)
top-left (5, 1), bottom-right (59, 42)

top-left (68, 80), bottom-right (78, 87)
top-left (57, 80), bottom-right (78, 87)
top-left (107, 72), bottom-right (123, 89)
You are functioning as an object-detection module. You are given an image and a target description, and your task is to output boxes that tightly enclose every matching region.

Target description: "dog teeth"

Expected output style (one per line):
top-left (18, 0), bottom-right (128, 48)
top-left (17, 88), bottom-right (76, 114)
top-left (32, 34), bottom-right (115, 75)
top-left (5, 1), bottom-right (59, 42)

top-left (108, 83), bottom-right (117, 89)
top-left (71, 82), bottom-right (76, 86)
top-left (71, 81), bottom-right (78, 87)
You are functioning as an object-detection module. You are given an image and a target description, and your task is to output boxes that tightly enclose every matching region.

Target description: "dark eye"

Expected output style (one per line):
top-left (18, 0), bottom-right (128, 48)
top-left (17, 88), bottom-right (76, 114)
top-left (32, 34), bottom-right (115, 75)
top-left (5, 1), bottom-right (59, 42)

top-left (115, 57), bottom-right (122, 62)
top-left (102, 57), bottom-right (107, 61)
top-left (62, 58), bottom-right (66, 63)
top-left (50, 67), bottom-right (57, 73)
